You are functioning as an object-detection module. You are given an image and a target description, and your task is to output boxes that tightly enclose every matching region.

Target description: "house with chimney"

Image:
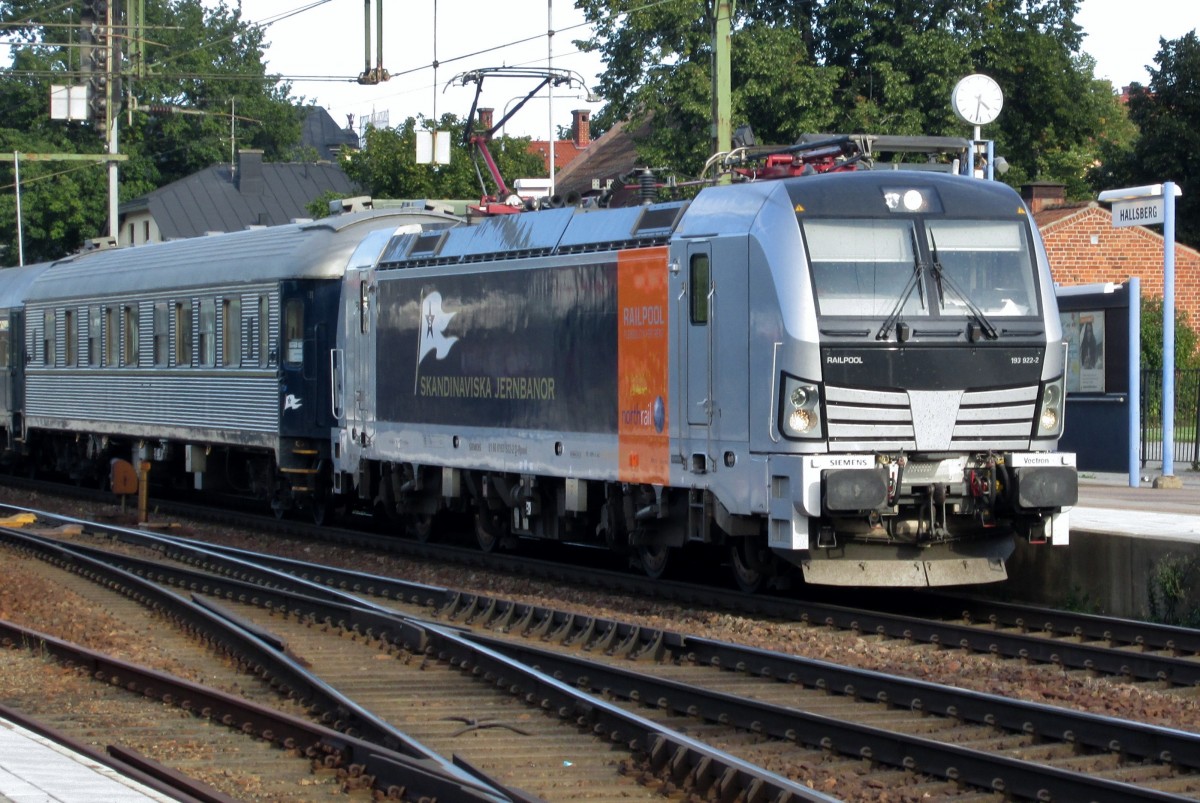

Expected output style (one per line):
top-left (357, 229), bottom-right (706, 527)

top-left (1026, 183), bottom-right (1200, 325)
top-left (475, 107), bottom-right (594, 176)
top-left (116, 107), bottom-right (361, 245)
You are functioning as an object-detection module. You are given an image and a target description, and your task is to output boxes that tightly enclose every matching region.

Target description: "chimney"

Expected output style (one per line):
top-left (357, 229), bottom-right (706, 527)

top-left (236, 149), bottom-right (264, 195)
top-left (572, 109), bottom-right (591, 147)
top-left (1020, 182), bottom-right (1066, 215)
top-left (478, 107), bottom-right (494, 136)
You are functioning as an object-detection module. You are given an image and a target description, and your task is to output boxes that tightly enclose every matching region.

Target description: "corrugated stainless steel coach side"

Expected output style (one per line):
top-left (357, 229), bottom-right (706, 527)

top-left (21, 207), bottom-right (459, 514)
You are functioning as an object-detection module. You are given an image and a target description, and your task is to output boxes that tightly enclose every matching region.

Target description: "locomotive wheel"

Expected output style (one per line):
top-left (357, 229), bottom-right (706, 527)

top-left (637, 544), bottom-right (671, 579)
top-left (730, 539), bottom-right (765, 594)
top-left (475, 507), bottom-right (508, 553)
top-left (411, 514), bottom-right (435, 543)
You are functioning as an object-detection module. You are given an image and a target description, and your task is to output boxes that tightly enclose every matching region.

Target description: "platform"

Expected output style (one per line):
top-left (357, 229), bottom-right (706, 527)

top-left (1074, 469), bottom-right (1200, 540)
top-left (1002, 465), bottom-right (1200, 617)
top-left (0, 717), bottom-right (173, 803)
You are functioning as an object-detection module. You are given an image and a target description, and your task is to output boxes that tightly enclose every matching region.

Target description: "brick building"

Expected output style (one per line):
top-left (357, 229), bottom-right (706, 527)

top-left (475, 107), bottom-right (592, 174)
top-left (1029, 183), bottom-right (1200, 326)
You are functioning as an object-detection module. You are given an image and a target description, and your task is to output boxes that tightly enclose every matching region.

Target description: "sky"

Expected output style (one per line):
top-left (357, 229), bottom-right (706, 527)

top-left (238, 1), bottom-right (607, 139)
top-left (1075, 0), bottom-right (1196, 89)
top-left (210, 0), bottom-right (1197, 140)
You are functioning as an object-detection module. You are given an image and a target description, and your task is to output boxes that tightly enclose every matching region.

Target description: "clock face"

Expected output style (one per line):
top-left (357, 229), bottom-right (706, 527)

top-left (952, 74), bottom-right (1003, 126)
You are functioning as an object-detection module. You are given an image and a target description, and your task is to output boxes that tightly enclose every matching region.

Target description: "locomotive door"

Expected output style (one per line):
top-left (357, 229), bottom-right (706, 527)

top-left (683, 243), bottom-right (713, 429)
top-left (349, 268), bottom-right (376, 446)
top-left (678, 240), bottom-right (750, 466)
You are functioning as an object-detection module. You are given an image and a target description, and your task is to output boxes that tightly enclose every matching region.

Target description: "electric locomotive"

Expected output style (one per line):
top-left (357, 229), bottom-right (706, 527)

top-left (332, 167), bottom-right (1076, 588)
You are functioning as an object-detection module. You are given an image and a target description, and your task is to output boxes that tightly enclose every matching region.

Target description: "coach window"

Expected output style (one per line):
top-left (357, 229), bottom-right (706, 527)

top-left (0, 320), bottom-right (8, 369)
top-left (64, 309), bottom-right (77, 367)
top-left (284, 298), bottom-right (303, 366)
top-left (258, 295), bottom-right (270, 367)
top-left (87, 306), bottom-right (101, 366)
top-left (223, 298), bottom-right (241, 366)
top-left (689, 254), bottom-right (710, 325)
top-left (104, 307), bottom-right (117, 367)
top-left (153, 302), bottom-right (169, 366)
top-left (43, 310), bottom-right (55, 367)
top-left (175, 301), bottom-right (192, 366)
top-left (199, 298), bottom-right (216, 367)
top-left (122, 304), bottom-right (139, 366)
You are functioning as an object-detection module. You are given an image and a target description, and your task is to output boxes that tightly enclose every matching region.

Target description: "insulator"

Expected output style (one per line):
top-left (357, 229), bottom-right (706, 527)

top-left (638, 168), bottom-right (657, 204)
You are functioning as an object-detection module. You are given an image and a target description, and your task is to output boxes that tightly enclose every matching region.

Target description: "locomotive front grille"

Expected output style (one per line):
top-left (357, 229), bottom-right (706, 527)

top-left (825, 384), bottom-right (1038, 452)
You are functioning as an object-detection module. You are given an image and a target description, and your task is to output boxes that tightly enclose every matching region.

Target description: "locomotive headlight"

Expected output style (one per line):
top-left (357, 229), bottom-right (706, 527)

top-left (788, 407), bottom-right (815, 433)
top-left (881, 186), bottom-right (942, 214)
top-left (781, 374), bottom-right (823, 439)
top-left (1036, 375), bottom-right (1066, 438)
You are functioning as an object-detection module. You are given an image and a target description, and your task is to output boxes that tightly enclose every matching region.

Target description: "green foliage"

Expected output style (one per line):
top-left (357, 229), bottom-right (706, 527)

top-left (577, 0), bottom-right (1120, 192)
top-left (0, 0), bottom-right (303, 263)
top-left (1091, 32), bottom-right (1200, 248)
top-left (1140, 296), bottom-right (1200, 373)
top-left (1147, 553), bottom-right (1200, 627)
top-left (339, 116), bottom-right (547, 202)
top-left (305, 190), bottom-right (345, 220)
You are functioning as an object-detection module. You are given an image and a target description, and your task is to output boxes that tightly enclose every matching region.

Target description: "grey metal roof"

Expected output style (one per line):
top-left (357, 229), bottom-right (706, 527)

top-left (0, 263), bottom-right (52, 309)
top-left (121, 152), bottom-right (360, 240)
top-left (27, 208), bottom-right (461, 302)
top-left (303, 106), bottom-right (360, 161)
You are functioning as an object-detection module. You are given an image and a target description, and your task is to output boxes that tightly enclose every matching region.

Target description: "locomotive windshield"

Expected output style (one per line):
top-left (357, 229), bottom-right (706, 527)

top-left (804, 217), bottom-right (1039, 320)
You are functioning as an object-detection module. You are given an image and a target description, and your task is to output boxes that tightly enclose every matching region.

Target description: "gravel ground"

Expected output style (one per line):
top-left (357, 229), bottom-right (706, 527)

top-left (3, 485), bottom-right (1198, 738)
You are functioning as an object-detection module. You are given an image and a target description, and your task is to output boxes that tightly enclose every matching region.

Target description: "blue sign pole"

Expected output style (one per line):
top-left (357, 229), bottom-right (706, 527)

top-left (1163, 182), bottom-right (1177, 478)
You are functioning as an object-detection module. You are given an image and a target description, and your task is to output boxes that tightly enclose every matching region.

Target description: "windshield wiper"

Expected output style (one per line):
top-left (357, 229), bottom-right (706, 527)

top-left (928, 230), bottom-right (999, 340)
top-left (876, 229), bottom-right (926, 341)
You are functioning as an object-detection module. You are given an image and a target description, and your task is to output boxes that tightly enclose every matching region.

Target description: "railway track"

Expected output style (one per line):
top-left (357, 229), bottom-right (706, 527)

top-left (3, 503), bottom-right (1200, 800)
top-left (0, 562), bottom-right (504, 802)
top-left (114, 485), bottom-right (1200, 688)
top-left (14, 478), bottom-right (1198, 692)
top-left (0, 511), bottom-right (827, 802)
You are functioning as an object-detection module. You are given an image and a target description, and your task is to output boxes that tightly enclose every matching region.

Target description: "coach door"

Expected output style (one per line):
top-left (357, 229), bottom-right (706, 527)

top-left (0, 313), bottom-right (13, 434)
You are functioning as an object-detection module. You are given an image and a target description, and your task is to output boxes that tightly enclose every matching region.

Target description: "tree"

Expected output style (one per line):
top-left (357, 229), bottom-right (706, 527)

top-left (576, 0), bottom-right (1128, 195)
top-left (0, 0), bottom-right (303, 263)
top-left (125, 0), bottom-right (303, 188)
top-left (339, 115), bottom-right (547, 203)
top-left (1140, 296), bottom-right (1200, 374)
top-left (1091, 31), bottom-right (1200, 248)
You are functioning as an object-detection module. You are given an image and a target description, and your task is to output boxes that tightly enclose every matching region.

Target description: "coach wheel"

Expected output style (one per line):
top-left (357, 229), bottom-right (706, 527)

top-left (637, 544), bottom-right (670, 579)
top-left (309, 497), bottom-right (329, 527)
top-left (730, 539), bottom-right (765, 594)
